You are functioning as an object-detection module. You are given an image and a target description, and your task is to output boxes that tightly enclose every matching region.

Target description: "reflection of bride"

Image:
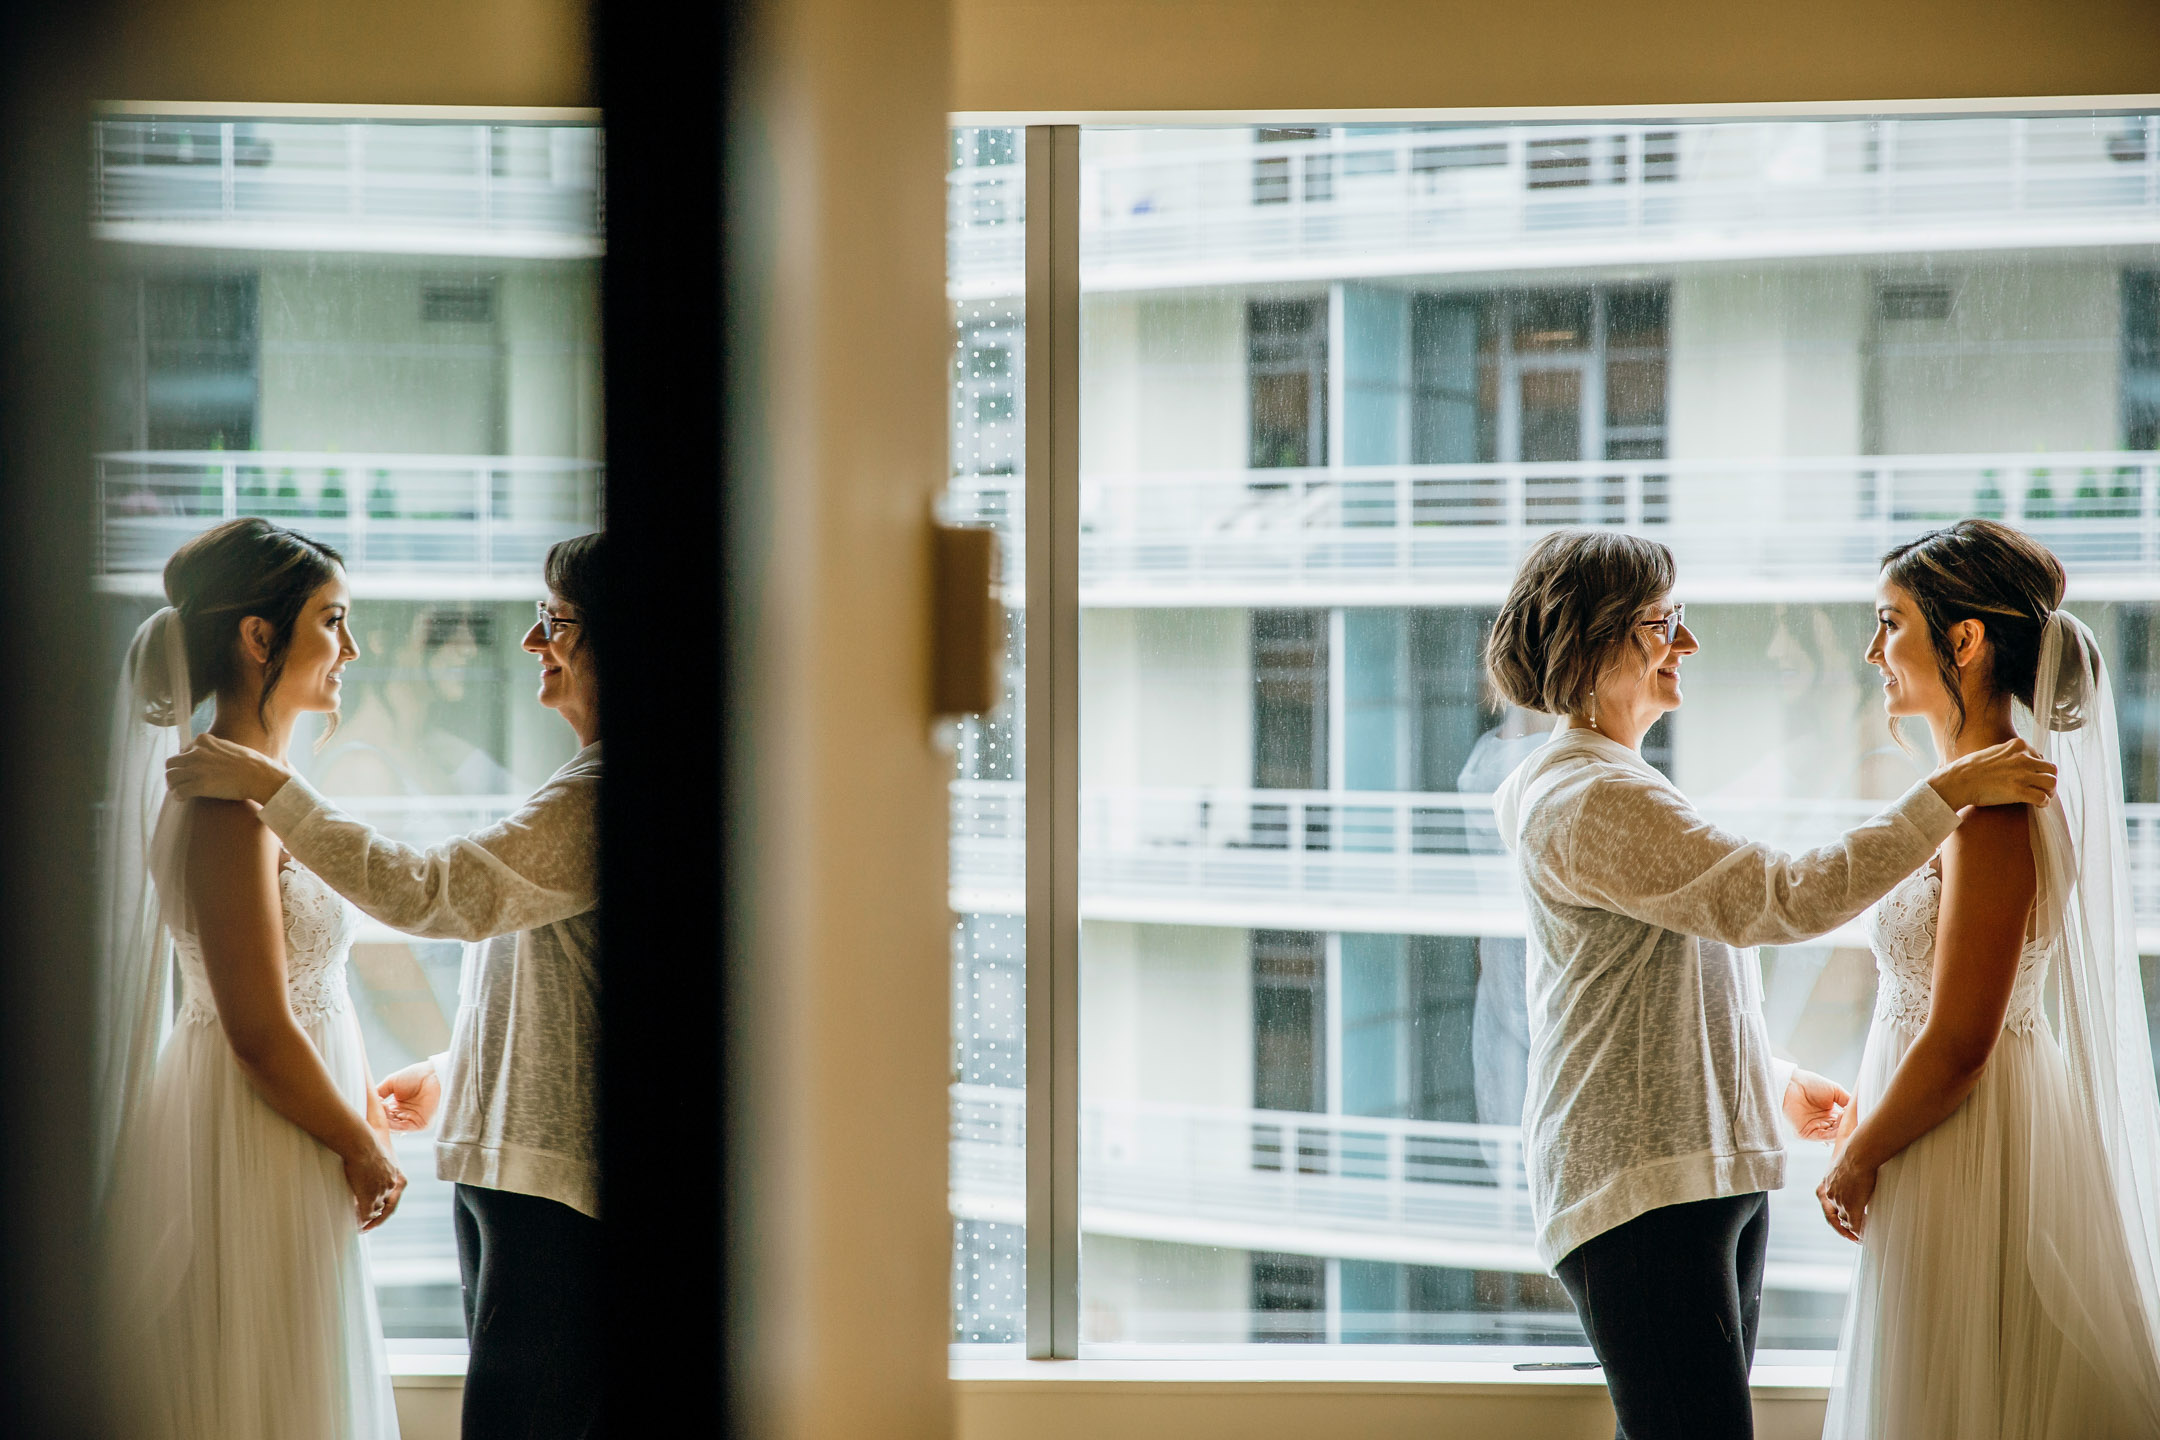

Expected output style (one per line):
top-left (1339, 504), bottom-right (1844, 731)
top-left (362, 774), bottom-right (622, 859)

top-left (312, 603), bottom-right (514, 800)
top-left (97, 518), bottom-right (402, 1440)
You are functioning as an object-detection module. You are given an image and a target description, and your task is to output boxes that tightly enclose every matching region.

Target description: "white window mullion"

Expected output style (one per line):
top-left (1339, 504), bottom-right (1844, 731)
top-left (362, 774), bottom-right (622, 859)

top-left (1023, 122), bottom-right (1083, 1362)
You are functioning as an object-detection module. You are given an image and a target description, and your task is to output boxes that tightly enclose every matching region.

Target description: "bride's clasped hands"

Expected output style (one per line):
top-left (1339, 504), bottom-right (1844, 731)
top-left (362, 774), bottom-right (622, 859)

top-left (355, 1085), bottom-right (408, 1230)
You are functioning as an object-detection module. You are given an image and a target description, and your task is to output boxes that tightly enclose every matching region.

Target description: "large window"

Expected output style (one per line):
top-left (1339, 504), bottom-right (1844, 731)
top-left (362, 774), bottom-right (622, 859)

top-left (95, 110), bottom-right (604, 1340)
top-left (952, 113), bottom-right (2160, 1359)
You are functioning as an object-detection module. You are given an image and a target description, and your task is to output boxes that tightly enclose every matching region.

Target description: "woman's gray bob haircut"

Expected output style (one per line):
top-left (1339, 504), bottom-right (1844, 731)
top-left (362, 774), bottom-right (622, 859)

top-left (1485, 528), bottom-right (1676, 717)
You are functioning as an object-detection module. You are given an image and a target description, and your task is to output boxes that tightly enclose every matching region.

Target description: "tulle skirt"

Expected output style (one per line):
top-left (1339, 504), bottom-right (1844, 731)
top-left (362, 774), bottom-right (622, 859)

top-left (1825, 1017), bottom-right (2160, 1440)
top-left (103, 1000), bottom-right (399, 1440)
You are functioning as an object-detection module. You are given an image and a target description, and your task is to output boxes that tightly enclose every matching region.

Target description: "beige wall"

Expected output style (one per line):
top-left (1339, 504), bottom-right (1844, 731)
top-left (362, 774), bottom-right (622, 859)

top-left (734, 0), bottom-right (956, 1438)
top-left (956, 1382), bottom-right (1829, 1440)
top-left (104, 0), bottom-right (588, 107)
top-left (954, 0), bottom-right (2160, 113)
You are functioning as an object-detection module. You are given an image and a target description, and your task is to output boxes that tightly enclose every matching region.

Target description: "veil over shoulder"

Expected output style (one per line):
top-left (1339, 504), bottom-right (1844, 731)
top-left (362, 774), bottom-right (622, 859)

top-left (2017, 611), bottom-right (2160, 1408)
top-left (93, 606), bottom-right (196, 1205)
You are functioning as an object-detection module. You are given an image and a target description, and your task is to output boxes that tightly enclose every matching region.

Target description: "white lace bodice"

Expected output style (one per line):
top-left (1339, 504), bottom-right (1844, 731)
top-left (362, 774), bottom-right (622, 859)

top-left (1866, 865), bottom-right (2053, 1035)
top-left (172, 862), bottom-right (358, 1029)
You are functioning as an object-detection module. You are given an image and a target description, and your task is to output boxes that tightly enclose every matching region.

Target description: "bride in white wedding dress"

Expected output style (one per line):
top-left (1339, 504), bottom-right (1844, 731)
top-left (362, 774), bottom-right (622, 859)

top-left (1819, 519), bottom-right (2160, 1439)
top-left (95, 518), bottom-right (404, 1440)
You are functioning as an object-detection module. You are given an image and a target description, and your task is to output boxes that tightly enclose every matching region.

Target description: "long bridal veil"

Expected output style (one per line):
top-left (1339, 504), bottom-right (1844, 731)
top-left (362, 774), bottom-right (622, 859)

top-left (2019, 611), bottom-right (2160, 1417)
top-left (94, 608), bottom-right (195, 1205)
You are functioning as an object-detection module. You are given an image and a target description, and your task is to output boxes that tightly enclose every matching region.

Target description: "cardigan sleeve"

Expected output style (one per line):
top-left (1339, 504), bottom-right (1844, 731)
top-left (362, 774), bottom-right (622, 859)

top-left (259, 763), bottom-right (597, 943)
top-left (1549, 772), bottom-right (1959, 950)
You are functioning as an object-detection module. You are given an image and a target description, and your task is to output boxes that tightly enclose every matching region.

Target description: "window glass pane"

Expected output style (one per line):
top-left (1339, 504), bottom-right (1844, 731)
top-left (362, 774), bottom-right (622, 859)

top-left (947, 125), bottom-right (1025, 1350)
top-left (94, 113), bottom-right (604, 1340)
top-left (1065, 115), bottom-right (2160, 1354)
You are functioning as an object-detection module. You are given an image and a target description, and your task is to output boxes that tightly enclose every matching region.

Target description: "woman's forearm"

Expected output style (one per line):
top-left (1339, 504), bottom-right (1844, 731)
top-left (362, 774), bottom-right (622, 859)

top-left (1843, 1031), bottom-right (1990, 1172)
top-left (229, 1022), bottom-right (378, 1161)
top-left (264, 774), bottom-right (597, 942)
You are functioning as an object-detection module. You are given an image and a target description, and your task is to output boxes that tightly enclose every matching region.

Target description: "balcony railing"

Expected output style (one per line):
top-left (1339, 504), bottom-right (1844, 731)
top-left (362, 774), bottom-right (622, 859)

top-left (950, 116), bottom-right (2160, 290)
top-left (943, 452), bottom-right (2160, 603)
top-left (953, 782), bottom-right (2160, 942)
top-left (950, 1085), bottom-right (1855, 1297)
top-left (93, 119), bottom-right (603, 253)
top-left (98, 451), bottom-right (603, 594)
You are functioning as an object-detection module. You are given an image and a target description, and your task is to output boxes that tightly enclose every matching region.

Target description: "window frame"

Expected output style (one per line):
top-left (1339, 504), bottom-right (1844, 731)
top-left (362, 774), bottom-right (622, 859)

top-left (988, 96), bottom-right (2160, 1371)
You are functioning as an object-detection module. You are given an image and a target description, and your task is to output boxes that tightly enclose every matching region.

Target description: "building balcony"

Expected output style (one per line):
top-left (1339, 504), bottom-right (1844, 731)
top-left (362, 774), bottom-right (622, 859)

top-left (945, 452), bottom-right (2160, 606)
top-left (97, 450), bottom-right (603, 599)
top-left (93, 119), bottom-right (603, 259)
top-left (951, 1085), bottom-right (1857, 1329)
top-left (950, 117), bottom-right (2160, 295)
top-left (952, 782), bottom-right (2160, 948)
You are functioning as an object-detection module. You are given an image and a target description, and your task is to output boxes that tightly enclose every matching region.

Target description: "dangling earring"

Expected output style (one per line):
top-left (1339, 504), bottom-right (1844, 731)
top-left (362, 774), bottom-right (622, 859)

top-left (1589, 688), bottom-right (1598, 731)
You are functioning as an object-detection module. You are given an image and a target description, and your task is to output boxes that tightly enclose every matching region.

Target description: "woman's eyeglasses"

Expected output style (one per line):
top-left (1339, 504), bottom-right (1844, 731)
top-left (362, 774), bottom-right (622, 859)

top-left (535, 602), bottom-right (581, 643)
top-left (1640, 604), bottom-right (1685, 645)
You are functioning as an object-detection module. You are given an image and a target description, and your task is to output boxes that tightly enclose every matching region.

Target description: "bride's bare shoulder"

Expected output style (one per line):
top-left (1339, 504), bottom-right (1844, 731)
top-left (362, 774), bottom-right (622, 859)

top-left (1941, 804), bottom-right (2037, 894)
top-left (185, 799), bottom-right (276, 883)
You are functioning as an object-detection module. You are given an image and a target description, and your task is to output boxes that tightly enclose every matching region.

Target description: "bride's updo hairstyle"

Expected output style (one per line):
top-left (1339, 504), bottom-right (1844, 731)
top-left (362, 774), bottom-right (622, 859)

top-left (1879, 517), bottom-right (2086, 736)
top-left (1487, 528), bottom-right (1676, 717)
top-left (159, 516), bottom-right (346, 727)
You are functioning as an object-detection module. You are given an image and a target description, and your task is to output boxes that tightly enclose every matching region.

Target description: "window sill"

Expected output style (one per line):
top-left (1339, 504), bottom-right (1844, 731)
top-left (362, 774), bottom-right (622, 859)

top-left (392, 1341), bottom-right (1836, 1400)
top-left (387, 1341), bottom-right (467, 1387)
top-left (950, 1349), bottom-right (1833, 1400)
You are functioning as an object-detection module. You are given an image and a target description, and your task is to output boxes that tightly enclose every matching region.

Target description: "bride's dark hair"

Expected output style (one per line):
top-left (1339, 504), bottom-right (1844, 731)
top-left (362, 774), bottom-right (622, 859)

top-left (162, 517), bottom-right (346, 728)
top-left (1879, 518), bottom-right (2077, 737)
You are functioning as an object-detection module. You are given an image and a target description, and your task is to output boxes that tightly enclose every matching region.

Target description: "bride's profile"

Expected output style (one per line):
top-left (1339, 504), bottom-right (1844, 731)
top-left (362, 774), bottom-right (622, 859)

top-left (96, 517), bottom-right (404, 1440)
top-left (1819, 519), bottom-right (2160, 1437)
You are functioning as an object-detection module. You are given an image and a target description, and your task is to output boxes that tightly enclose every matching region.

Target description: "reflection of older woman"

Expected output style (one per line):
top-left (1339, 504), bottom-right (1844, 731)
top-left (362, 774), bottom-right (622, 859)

top-left (315, 603), bottom-right (513, 799)
top-left (167, 533), bottom-right (604, 1440)
top-left (1486, 529), bottom-right (2052, 1438)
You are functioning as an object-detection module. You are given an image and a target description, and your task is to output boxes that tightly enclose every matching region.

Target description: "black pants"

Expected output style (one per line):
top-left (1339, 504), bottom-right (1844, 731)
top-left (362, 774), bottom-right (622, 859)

top-left (454, 1183), bottom-right (603, 1440)
top-left (1554, 1191), bottom-right (1770, 1440)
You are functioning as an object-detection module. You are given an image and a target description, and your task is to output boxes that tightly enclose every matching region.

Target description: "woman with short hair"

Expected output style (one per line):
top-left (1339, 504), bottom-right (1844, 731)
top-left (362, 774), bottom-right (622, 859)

top-left (167, 531), bottom-right (605, 1440)
top-left (1487, 528), bottom-right (2054, 1439)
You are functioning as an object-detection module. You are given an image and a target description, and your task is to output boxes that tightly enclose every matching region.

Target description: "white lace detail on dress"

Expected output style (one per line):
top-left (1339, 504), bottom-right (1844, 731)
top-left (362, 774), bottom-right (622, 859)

top-left (1865, 867), bottom-right (2050, 1035)
top-left (173, 864), bottom-right (358, 1028)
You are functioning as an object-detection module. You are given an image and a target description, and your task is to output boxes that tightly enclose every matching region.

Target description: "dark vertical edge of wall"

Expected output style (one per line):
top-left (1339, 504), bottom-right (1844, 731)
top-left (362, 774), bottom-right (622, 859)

top-left (0, 7), bottom-right (106, 1440)
top-left (596, 0), bottom-right (736, 1429)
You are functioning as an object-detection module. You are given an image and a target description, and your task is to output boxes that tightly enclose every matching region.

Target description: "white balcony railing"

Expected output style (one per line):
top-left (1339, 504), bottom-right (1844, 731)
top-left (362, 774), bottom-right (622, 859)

top-left (98, 451), bottom-right (604, 595)
top-left (953, 782), bottom-right (2160, 942)
top-left (943, 452), bottom-right (2160, 603)
top-left (93, 119), bottom-right (603, 254)
top-left (951, 1085), bottom-right (1855, 1293)
top-left (950, 116), bottom-right (2160, 291)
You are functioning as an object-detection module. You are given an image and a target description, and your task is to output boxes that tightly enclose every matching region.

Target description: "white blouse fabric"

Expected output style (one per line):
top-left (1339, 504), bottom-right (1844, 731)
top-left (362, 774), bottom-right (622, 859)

top-left (1494, 728), bottom-right (1958, 1267)
top-left (261, 743), bottom-right (602, 1218)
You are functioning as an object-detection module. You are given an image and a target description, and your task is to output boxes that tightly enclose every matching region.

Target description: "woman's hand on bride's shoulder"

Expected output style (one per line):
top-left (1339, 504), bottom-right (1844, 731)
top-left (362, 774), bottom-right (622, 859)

top-left (165, 732), bottom-right (295, 807)
top-left (343, 1135), bottom-right (406, 1233)
top-left (1928, 737), bottom-right (2057, 813)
